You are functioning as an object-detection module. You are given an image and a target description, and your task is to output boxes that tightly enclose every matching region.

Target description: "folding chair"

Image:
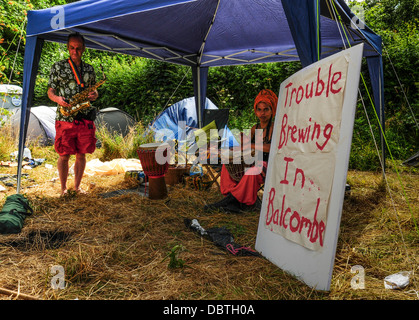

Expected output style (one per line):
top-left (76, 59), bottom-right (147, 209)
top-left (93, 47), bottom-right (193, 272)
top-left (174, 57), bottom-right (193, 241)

top-left (203, 109), bottom-right (229, 132)
top-left (199, 109), bottom-right (230, 191)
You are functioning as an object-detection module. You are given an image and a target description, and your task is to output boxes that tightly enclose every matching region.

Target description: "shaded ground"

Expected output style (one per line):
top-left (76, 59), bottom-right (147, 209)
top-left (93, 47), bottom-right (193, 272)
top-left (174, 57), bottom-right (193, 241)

top-left (0, 162), bottom-right (417, 301)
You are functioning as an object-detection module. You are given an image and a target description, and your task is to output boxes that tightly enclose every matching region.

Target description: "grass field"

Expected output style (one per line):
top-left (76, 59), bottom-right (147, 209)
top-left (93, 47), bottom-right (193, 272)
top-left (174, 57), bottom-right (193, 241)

top-left (0, 143), bottom-right (417, 301)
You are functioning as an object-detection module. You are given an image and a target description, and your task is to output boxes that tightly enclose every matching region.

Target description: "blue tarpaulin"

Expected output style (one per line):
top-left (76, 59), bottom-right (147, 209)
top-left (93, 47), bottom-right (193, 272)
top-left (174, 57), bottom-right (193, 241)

top-left (17, 0), bottom-right (384, 192)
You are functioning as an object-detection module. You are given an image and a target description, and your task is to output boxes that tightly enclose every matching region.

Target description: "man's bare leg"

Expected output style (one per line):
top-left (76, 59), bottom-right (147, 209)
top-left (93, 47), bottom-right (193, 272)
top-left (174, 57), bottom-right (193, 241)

top-left (74, 153), bottom-right (86, 193)
top-left (57, 154), bottom-right (70, 195)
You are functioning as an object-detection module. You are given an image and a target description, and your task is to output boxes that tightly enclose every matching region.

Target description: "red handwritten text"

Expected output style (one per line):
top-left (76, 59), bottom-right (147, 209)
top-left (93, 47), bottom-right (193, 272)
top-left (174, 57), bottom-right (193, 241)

top-left (283, 63), bottom-right (343, 108)
top-left (278, 114), bottom-right (333, 151)
top-left (265, 188), bottom-right (325, 247)
top-left (265, 156), bottom-right (326, 247)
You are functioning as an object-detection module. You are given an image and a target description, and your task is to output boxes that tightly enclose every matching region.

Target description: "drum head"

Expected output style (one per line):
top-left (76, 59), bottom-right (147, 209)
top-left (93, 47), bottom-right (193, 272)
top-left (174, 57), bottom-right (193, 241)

top-left (139, 142), bottom-right (170, 150)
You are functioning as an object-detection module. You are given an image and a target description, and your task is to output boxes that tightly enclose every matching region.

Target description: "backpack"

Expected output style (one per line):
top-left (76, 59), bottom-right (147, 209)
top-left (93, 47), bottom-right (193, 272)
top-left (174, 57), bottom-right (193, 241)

top-left (0, 194), bottom-right (33, 234)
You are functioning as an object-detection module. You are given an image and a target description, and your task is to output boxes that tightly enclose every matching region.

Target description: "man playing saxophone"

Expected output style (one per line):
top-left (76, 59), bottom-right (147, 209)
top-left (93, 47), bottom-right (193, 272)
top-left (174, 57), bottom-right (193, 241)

top-left (47, 33), bottom-right (98, 196)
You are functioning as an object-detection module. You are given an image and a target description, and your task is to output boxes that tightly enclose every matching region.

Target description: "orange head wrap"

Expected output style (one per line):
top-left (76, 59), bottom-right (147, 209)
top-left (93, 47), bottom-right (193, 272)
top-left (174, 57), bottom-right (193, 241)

top-left (254, 89), bottom-right (278, 117)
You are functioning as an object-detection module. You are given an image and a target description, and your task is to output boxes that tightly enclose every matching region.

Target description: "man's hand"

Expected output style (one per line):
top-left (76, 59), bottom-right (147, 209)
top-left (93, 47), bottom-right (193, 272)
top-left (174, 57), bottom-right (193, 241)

top-left (48, 88), bottom-right (70, 108)
top-left (88, 90), bottom-right (98, 101)
top-left (56, 96), bottom-right (71, 108)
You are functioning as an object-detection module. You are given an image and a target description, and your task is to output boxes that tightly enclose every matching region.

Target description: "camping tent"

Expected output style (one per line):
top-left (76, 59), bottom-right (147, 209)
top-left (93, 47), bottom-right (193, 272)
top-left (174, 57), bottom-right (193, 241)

top-left (10, 106), bottom-right (134, 147)
top-left (17, 0), bottom-right (384, 192)
top-left (0, 85), bottom-right (22, 114)
top-left (11, 106), bottom-right (56, 146)
top-left (95, 107), bottom-right (136, 137)
top-left (151, 97), bottom-right (239, 147)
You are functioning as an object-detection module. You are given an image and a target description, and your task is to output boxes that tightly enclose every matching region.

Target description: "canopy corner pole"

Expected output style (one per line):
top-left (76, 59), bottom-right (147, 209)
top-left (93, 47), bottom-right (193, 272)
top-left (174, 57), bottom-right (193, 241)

top-left (17, 36), bottom-right (44, 194)
top-left (379, 67), bottom-right (386, 175)
top-left (196, 66), bottom-right (202, 128)
top-left (192, 66), bottom-right (208, 129)
top-left (193, 0), bottom-right (220, 128)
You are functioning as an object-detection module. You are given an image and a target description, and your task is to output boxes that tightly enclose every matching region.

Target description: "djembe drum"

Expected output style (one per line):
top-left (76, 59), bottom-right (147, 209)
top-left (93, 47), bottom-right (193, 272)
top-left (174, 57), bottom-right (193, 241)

top-left (137, 142), bottom-right (170, 200)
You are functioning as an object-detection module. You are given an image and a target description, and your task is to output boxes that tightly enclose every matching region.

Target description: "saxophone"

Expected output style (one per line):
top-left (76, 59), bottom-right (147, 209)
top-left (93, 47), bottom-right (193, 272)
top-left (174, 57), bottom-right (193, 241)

top-left (60, 66), bottom-right (106, 117)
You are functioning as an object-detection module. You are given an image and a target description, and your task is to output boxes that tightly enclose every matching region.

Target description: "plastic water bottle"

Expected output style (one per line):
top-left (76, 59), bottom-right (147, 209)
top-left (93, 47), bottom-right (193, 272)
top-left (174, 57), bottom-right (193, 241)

top-left (23, 147), bottom-right (31, 160)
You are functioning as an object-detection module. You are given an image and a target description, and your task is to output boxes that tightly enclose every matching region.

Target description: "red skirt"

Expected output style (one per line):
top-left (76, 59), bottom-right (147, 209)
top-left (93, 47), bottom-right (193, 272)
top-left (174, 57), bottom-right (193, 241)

top-left (220, 162), bottom-right (266, 205)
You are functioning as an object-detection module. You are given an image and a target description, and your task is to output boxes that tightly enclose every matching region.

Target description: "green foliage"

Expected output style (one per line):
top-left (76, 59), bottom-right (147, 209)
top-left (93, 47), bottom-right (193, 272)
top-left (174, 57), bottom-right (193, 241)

top-left (1, 0), bottom-right (417, 172)
top-left (0, 106), bottom-right (12, 126)
top-left (0, 0), bottom-right (67, 85)
top-left (363, 0), bottom-right (419, 31)
top-left (353, 0), bottom-right (419, 165)
top-left (350, 108), bottom-right (382, 171)
top-left (162, 244), bottom-right (186, 269)
top-left (207, 62), bottom-right (301, 130)
top-left (92, 58), bottom-right (194, 124)
top-left (0, 0), bottom-right (29, 84)
top-left (95, 121), bottom-right (154, 162)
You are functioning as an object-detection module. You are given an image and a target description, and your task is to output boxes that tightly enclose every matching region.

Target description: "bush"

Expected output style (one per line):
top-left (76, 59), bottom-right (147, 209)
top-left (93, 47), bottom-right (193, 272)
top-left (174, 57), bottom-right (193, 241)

top-left (0, 122), bottom-right (16, 160)
top-left (4, 0), bottom-right (416, 172)
top-left (96, 121), bottom-right (154, 161)
top-left (80, 57), bottom-right (194, 124)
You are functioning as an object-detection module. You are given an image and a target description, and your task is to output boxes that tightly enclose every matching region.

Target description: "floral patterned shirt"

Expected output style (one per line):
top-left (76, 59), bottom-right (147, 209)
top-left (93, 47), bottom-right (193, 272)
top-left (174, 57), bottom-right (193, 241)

top-left (48, 59), bottom-right (96, 122)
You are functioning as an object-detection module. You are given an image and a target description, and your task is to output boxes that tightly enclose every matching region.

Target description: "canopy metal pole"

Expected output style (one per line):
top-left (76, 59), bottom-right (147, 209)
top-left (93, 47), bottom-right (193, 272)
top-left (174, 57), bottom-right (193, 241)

top-left (17, 37), bottom-right (44, 193)
top-left (193, 0), bottom-right (220, 129)
top-left (196, 66), bottom-right (202, 128)
top-left (192, 66), bottom-right (208, 129)
top-left (379, 67), bottom-right (386, 174)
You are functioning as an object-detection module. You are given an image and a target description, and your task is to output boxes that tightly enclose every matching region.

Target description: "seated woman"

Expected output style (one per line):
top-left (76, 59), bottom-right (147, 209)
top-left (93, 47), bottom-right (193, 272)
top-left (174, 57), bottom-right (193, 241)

top-left (204, 89), bottom-right (278, 213)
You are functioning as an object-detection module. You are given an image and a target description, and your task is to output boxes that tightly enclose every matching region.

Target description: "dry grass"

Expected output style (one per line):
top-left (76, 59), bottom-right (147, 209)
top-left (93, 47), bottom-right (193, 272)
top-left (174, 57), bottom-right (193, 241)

top-left (0, 147), bottom-right (417, 300)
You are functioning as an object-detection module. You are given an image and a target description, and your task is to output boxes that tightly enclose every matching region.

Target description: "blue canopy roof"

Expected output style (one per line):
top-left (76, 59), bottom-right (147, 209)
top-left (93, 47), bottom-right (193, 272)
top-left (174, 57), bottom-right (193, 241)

top-left (26, 0), bottom-right (381, 66)
top-left (17, 0), bottom-right (384, 192)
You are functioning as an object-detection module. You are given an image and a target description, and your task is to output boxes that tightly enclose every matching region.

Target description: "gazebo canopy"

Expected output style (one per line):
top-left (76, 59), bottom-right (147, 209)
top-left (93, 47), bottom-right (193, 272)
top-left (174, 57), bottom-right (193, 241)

top-left (17, 0), bottom-right (384, 192)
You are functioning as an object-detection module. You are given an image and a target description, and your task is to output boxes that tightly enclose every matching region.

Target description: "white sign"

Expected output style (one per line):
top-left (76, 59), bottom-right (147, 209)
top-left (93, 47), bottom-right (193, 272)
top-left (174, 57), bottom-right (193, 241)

top-left (255, 44), bottom-right (364, 291)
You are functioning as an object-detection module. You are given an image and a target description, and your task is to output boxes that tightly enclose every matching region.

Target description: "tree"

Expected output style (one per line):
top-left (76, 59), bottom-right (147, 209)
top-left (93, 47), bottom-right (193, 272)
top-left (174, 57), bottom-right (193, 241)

top-left (0, 0), bottom-right (30, 84)
top-left (0, 0), bottom-right (67, 85)
top-left (363, 0), bottom-right (419, 30)
top-left (348, 0), bottom-right (418, 163)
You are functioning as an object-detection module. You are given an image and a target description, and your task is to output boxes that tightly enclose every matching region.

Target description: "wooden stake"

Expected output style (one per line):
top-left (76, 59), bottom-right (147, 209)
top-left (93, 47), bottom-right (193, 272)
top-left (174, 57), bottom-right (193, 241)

top-left (0, 287), bottom-right (39, 300)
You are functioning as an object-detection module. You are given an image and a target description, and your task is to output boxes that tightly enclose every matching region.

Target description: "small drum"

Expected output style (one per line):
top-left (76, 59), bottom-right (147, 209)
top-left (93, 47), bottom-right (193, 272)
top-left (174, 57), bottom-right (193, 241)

top-left (137, 142), bottom-right (170, 199)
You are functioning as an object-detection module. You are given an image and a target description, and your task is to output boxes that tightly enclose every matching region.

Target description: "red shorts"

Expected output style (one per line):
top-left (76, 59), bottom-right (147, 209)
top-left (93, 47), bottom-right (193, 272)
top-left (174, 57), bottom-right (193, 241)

top-left (55, 120), bottom-right (97, 156)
